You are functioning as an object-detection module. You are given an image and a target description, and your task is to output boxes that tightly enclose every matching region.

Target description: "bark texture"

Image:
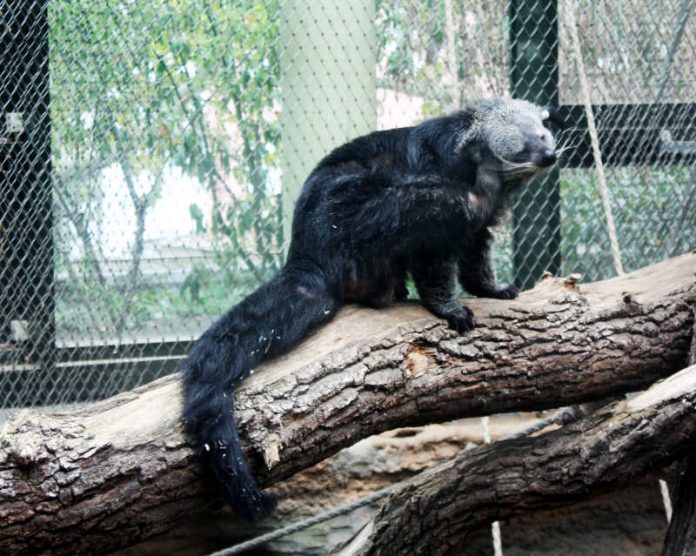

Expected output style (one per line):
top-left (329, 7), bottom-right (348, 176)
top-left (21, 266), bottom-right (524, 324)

top-left (339, 364), bottom-right (696, 556)
top-left (116, 417), bottom-right (529, 556)
top-left (494, 477), bottom-right (669, 556)
top-left (661, 312), bottom-right (696, 556)
top-left (661, 455), bottom-right (696, 556)
top-left (118, 425), bottom-right (670, 556)
top-left (0, 253), bottom-right (694, 555)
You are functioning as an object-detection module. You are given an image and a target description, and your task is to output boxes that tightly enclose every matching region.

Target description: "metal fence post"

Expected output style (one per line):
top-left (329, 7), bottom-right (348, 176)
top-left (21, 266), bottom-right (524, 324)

top-left (509, 0), bottom-right (561, 289)
top-left (279, 0), bottom-right (377, 249)
top-left (0, 0), bottom-right (55, 406)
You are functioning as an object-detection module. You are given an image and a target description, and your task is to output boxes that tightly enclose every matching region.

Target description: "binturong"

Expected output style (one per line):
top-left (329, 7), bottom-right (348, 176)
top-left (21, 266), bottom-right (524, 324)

top-left (182, 98), bottom-right (566, 520)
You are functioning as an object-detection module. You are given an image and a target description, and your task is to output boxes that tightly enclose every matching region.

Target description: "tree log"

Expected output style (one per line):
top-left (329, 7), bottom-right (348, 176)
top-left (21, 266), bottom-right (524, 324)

top-left (338, 364), bottom-right (696, 556)
top-left (118, 424), bottom-right (670, 556)
top-left (661, 310), bottom-right (696, 556)
top-left (0, 253), bottom-right (694, 555)
top-left (661, 455), bottom-right (696, 556)
top-left (115, 417), bottom-right (532, 556)
top-left (493, 476), bottom-right (669, 556)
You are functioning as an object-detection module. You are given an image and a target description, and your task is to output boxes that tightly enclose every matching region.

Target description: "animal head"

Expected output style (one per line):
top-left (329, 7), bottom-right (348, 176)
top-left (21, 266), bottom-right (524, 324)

top-left (456, 99), bottom-right (565, 183)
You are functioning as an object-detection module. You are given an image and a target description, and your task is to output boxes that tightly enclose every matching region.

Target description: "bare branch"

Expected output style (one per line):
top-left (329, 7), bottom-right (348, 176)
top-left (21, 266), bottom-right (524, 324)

top-left (340, 364), bottom-right (696, 555)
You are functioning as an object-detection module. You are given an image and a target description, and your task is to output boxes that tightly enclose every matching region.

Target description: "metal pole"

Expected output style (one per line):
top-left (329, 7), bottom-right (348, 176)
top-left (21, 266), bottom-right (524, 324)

top-left (279, 0), bottom-right (377, 249)
top-left (0, 0), bottom-right (56, 406)
top-left (509, 0), bottom-right (561, 289)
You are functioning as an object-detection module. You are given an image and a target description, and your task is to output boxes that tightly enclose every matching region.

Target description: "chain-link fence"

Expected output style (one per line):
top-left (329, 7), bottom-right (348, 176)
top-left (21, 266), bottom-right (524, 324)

top-left (1, 0), bottom-right (694, 409)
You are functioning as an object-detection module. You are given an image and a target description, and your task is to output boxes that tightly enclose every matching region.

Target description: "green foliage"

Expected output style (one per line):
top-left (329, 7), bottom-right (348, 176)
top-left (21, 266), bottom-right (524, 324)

top-left (560, 167), bottom-right (695, 282)
top-left (375, 0), bottom-right (508, 111)
top-left (50, 0), bottom-right (283, 336)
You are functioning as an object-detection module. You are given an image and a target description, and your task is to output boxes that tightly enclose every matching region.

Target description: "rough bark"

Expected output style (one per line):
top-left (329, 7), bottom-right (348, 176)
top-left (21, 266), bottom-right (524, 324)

top-left (115, 417), bottom-right (531, 556)
top-left (662, 455), bottom-right (696, 556)
top-left (661, 310), bottom-right (696, 556)
top-left (118, 424), bottom-right (670, 556)
top-left (338, 364), bottom-right (696, 556)
top-left (493, 477), bottom-right (669, 556)
top-left (0, 253), bottom-right (694, 555)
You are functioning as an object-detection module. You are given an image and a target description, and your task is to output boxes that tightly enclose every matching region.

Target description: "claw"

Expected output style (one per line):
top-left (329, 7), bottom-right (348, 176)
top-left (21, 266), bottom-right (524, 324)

top-left (444, 305), bottom-right (476, 333)
top-left (487, 284), bottom-right (519, 300)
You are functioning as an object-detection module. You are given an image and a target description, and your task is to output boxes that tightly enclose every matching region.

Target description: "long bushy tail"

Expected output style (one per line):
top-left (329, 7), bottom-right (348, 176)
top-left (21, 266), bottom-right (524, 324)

top-left (182, 263), bottom-right (337, 520)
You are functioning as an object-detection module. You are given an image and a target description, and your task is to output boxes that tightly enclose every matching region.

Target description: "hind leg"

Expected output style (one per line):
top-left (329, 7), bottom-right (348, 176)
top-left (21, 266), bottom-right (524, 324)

top-left (394, 280), bottom-right (409, 301)
top-left (343, 259), bottom-right (407, 309)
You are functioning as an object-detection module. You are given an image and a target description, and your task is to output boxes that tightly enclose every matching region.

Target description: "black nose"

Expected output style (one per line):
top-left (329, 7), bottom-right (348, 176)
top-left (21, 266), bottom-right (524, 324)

top-left (540, 149), bottom-right (557, 167)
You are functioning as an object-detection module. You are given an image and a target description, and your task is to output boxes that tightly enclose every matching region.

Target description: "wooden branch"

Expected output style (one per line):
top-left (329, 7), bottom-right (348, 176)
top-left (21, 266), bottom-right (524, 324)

top-left (0, 253), bottom-right (694, 554)
top-left (124, 425), bottom-right (671, 556)
top-left (661, 455), bottom-right (696, 556)
top-left (494, 477), bottom-right (669, 556)
top-left (121, 418), bottom-right (530, 555)
top-left (338, 364), bottom-right (696, 556)
top-left (661, 310), bottom-right (696, 556)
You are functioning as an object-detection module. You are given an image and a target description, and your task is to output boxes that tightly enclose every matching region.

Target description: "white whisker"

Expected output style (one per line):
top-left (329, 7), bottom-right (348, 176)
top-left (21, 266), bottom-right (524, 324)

top-left (554, 137), bottom-right (579, 158)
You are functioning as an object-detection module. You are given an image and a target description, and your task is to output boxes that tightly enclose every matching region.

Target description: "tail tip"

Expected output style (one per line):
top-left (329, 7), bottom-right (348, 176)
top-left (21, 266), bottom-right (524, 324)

top-left (236, 490), bottom-right (277, 521)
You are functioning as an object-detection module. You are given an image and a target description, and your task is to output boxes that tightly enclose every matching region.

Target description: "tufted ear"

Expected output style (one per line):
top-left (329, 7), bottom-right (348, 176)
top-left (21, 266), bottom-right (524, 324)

top-left (454, 123), bottom-right (479, 154)
top-left (541, 106), bottom-right (565, 129)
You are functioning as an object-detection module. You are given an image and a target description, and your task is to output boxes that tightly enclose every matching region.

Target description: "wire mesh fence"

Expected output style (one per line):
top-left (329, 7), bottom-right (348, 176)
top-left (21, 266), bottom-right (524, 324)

top-left (1, 0), bottom-right (694, 408)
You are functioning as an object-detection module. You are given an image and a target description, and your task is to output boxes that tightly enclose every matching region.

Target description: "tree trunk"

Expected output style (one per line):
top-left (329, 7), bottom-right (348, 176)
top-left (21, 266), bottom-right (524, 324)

top-left (661, 455), bottom-right (696, 556)
top-left (117, 423), bottom-right (671, 556)
top-left (115, 416), bottom-right (537, 556)
top-left (493, 476), bottom-right (669, 556)
top-left (338, 364), bottom-right (696, 556)
top-left (0, 253), bottom-right (694, 555)
top-left (661, 310), bottom-right (696, 556)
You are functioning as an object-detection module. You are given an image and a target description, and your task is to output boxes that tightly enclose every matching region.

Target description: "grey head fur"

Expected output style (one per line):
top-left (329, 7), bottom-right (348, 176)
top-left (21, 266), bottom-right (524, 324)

top-left (456, 98), bottom-right (558, 179)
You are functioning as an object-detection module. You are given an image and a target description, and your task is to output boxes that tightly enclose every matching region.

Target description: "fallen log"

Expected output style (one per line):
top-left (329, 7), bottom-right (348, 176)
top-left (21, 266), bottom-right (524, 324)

top-left (661, 314), bottom-right (696, 556)
top-left (116, 417), bottom-right (533, 556)
top-left (661, 455), bottom-right (696, 556)
top-left (489, 476), bottom-right (669, 556)
top-left (338, 363), bottom-right (696, 556)
top-left (119, 422), bottom-right (671, 556)
top-left (0, 253), bottom-right (694, 554)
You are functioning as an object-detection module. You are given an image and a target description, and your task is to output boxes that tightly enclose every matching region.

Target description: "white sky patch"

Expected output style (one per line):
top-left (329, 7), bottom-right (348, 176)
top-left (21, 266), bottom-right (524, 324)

top-left (96, 164), bottom-right (210, 258)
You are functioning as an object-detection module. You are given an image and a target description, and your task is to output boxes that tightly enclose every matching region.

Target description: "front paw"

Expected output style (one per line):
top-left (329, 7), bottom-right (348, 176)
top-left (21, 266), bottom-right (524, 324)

top-left (443, 305), bottom-right (476, 333)
top-left (489, 284), bottom-right (519, 300)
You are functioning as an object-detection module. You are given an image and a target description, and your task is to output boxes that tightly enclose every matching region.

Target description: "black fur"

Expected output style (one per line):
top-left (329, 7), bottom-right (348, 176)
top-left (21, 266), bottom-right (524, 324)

top-left (182, 99), bottom-right (559, 520)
